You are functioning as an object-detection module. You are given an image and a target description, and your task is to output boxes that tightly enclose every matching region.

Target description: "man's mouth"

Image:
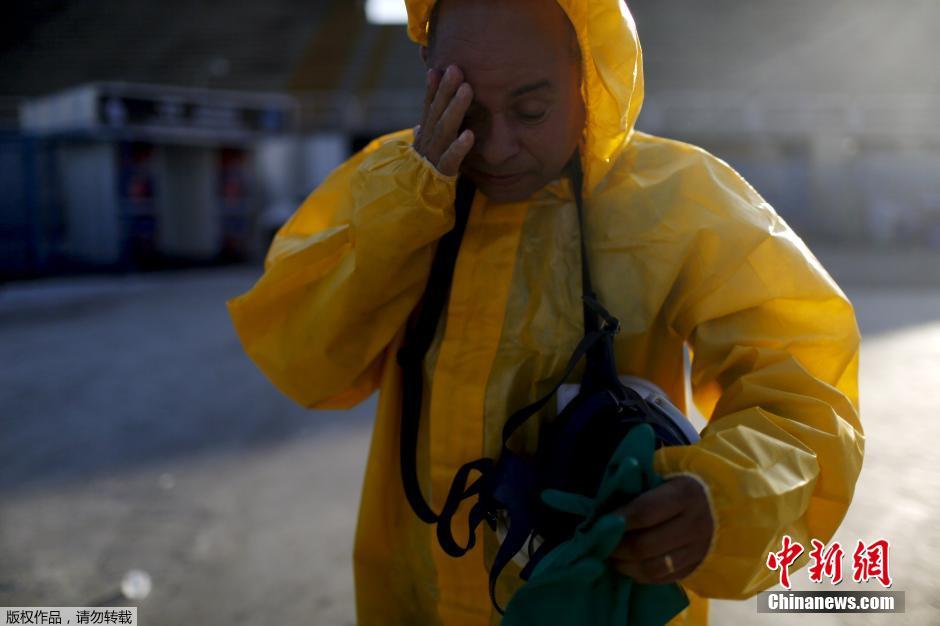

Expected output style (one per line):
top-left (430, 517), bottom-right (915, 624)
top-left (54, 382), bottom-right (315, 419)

top-left (469, 169), bottom-right (528, 186)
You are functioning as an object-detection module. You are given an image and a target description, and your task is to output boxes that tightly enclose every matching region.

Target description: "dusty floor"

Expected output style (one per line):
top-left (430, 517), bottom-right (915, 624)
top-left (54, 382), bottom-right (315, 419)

top-left (0, 247), bottom-right (937, 625)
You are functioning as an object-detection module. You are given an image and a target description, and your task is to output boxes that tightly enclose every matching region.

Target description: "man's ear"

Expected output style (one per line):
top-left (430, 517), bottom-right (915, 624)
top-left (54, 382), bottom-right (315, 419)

top-left (419, 45), bottom-right (429, 66)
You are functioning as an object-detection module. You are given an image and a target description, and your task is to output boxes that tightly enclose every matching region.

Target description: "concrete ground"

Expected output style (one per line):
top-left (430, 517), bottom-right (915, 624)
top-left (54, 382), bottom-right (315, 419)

top-left (0, 246), bottom-right (937, 625)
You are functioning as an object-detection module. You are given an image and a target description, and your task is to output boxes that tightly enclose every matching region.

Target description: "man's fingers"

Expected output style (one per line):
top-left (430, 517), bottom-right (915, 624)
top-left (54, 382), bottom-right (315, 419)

top-left (608, 477), bottom-right (714, 584)
top-left (616, 478), bottom-right (691, 531)
top-left (610, 542), bottom-right (699, 584)
top-left (436, 130), bottom-right (475, 177)
top-left (609, 508), bottom-right (700, 563)
top-left (638, 542), bottom-right (701, 584)
top-left (425, 66), bottom-right (463, 146)
top-left (418, 69), bottom-right (441, 138)
top-left (414, 64), bottom-right (473, 175)
top-left (432, 83), bottom-right (473, 153)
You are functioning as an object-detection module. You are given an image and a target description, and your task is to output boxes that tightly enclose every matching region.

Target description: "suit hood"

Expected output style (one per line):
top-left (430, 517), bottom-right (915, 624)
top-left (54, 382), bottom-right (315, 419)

top-left (405, 0), bottom-right (645, 197)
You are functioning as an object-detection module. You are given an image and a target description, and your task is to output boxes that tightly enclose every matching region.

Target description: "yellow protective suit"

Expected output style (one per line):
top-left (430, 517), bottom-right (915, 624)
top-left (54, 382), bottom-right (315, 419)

top-left (225, 0), bottom-right (864, 624)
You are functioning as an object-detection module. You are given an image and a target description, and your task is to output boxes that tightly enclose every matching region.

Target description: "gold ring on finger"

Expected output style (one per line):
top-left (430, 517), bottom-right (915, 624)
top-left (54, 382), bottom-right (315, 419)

top-left (664, 554), bottom-right (675, 575)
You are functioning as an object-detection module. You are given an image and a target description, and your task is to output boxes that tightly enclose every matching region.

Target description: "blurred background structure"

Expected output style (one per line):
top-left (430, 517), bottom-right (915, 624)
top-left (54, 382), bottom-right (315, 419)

top-left (2, 0), bottom-right (940, 279)
top-left (1, 1), bottom-right (939, 624)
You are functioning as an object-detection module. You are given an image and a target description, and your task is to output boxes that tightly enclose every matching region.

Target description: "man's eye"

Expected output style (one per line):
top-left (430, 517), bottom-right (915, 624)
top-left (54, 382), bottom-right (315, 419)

top-left (517, 110), bottom-right (547, 123)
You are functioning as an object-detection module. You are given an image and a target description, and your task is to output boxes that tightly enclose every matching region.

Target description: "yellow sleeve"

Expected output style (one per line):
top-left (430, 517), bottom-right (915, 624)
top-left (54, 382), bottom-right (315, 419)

top-left (226, 131), bottom-right (457, 409)
top-left (654, 156), bottom-right (864, 599)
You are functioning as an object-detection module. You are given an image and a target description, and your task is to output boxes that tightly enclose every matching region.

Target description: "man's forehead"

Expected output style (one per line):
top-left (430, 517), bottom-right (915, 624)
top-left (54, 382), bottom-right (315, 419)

top-left (429, 0), bottom-right (575, 91)
top-left (435, 56), bottom-right (558, 109)
top-left (429, 0), bottom-right (574, 60)
top-left (431, 38), bottom-right (558, 82)
top-left (431, 0), bottom-right (560, 28)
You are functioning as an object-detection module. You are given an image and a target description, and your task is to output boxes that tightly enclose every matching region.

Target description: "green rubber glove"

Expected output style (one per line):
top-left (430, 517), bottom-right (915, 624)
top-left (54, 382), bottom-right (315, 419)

top-left (501, 424), bottom-right (689, 626)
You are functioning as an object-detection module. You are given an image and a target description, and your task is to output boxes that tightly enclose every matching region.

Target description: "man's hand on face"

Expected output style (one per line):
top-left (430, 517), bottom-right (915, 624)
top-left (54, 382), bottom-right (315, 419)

top-left (608, 475), bottom-right (714, 584)
top-left (413, 65), bottom-right (475, 177)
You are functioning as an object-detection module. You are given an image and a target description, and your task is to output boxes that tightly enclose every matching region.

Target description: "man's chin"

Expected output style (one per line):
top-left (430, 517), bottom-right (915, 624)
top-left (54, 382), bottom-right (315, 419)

top-left (468, 174), bottom-right (541, 203)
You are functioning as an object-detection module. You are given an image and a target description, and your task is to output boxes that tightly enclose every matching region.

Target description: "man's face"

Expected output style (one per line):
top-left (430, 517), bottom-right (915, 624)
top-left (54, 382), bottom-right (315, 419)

top-left (426, 0), bottom-right (585, 202)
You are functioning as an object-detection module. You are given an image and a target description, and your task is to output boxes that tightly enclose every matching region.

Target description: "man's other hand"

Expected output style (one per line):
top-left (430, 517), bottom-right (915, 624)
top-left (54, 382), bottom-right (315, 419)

top-left (413, 64), bottom-right (475, 177)
top-left (609, 475), bottom-right (714, 584)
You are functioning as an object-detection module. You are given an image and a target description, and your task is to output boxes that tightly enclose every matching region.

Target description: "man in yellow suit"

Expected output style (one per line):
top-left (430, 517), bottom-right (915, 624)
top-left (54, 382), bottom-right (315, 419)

top-left (226, 0), bottom-right (864, 623)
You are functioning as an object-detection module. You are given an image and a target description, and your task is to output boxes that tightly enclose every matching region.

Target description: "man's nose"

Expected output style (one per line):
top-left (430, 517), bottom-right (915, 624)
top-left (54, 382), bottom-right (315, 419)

top-left (476, 115), bottom-right (521, 167)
